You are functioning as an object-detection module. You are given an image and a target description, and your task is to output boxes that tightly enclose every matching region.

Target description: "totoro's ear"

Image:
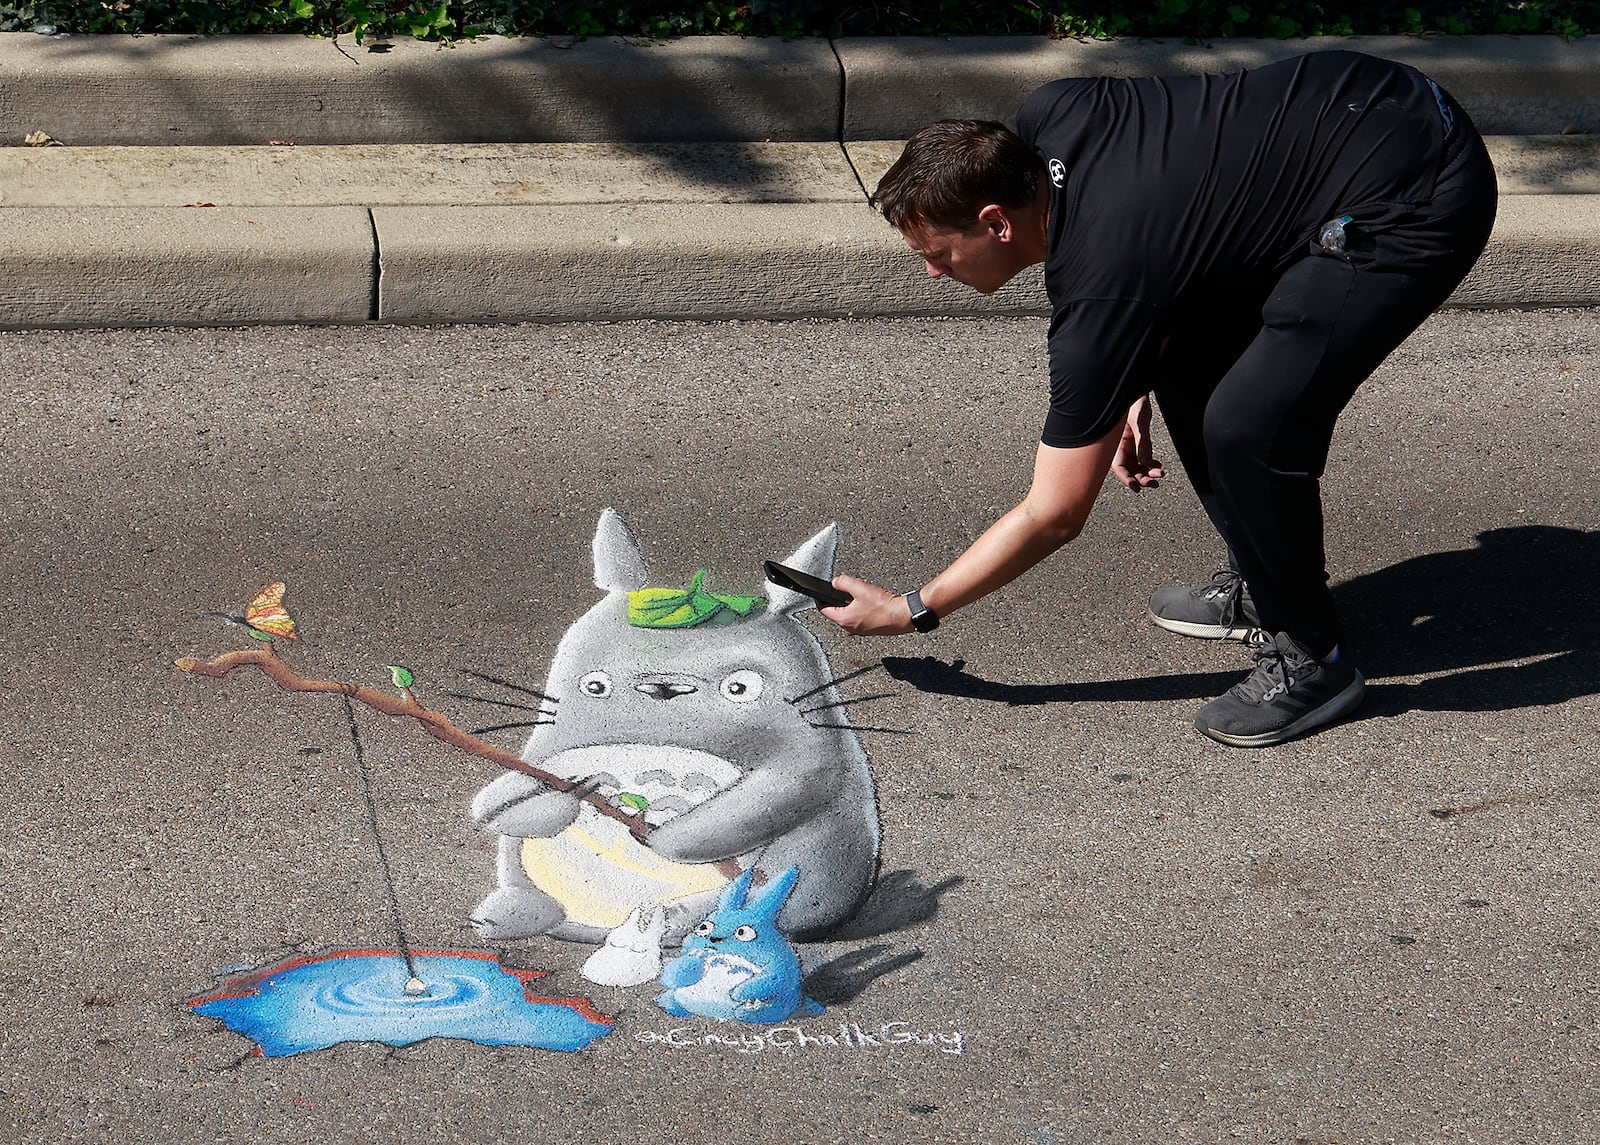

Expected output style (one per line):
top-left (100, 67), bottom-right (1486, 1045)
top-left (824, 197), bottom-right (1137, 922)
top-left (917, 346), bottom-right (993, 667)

top-left (592, 508), bottom-right (650, 593)
top-left (719, 866), bottom-right (757, 912)
top-left (751, 866), bottom-right (801, 922)
top-left (768, 523), bottom-right (841, 616)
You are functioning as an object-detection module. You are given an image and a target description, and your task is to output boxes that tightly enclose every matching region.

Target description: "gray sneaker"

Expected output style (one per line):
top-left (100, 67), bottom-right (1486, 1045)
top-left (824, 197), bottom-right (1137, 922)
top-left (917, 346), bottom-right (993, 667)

top-left (1149, 569), bottom-right (1261, 640)
top-left (1194, 630), bottom-right (1366, 747)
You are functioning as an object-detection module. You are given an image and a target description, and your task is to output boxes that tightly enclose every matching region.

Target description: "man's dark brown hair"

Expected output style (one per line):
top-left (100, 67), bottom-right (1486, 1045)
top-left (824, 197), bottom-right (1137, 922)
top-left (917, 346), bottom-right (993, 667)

top-left (869, 119), bottom-right (1043, 232)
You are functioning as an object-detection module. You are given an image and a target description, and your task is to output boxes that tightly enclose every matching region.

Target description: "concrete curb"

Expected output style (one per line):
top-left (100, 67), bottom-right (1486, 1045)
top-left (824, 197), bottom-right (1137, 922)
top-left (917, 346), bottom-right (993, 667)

top-left (370, 202), bottom-right (1048, 323)
top-left (838, 35), bottom-right (1600, 138)
top-left (4, 194), bottom-right (1595, 329)
top-left (369, 195), bottom-right (1600, 322)
top-left (3, 32), bottom-right (1597, 146)
top-left (0, 143), bottom-right (873, 207)
top-left (1, 206), bottom-right (375, 326)
top-left (2, 32), bottom-right (1598, 329)
top-left (8, 136), bottom-right (1596, 208)
top-left (0, 34), bottom-right (845, 144)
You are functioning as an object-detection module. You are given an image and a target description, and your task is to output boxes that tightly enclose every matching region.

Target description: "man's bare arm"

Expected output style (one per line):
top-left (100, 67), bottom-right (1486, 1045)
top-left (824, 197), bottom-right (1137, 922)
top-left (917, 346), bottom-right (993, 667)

top-left (821, 424), bottom-right (1123, 635)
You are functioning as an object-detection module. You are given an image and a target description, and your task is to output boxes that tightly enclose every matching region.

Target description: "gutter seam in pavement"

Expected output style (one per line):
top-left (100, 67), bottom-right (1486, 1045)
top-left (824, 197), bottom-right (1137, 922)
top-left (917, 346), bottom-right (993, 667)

top-left (367, 206), bottom-right (382, 321)
top-left (828, 36), bottom-right (871, 201)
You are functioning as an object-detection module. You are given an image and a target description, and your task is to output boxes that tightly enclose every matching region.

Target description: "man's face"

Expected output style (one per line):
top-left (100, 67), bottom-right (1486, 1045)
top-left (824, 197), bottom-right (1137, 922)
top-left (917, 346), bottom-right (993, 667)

top-left (900, 214), bottom-right (1018, 295)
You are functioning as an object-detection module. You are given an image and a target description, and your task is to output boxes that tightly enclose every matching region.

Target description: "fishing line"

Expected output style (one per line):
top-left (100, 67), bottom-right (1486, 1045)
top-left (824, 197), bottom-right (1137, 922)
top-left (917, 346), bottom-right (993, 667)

top-left (341, 694), bottom-right (420, 984)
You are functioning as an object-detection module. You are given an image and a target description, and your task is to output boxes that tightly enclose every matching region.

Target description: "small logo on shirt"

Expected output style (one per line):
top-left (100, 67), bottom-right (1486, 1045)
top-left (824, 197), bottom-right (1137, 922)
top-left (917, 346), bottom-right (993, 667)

top-left (1048, 158), bottom-right (1066, 188)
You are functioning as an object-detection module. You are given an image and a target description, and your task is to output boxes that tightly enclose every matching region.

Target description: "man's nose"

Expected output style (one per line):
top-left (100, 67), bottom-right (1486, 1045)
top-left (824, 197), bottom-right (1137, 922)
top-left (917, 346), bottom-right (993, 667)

top-left (925, 261), bottom-right (945, 278)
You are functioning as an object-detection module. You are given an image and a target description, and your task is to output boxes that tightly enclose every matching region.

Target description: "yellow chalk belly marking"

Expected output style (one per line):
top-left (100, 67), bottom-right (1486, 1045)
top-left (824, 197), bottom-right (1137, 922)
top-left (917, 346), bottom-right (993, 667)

top-left (520, 813), bottom-right (731, 930)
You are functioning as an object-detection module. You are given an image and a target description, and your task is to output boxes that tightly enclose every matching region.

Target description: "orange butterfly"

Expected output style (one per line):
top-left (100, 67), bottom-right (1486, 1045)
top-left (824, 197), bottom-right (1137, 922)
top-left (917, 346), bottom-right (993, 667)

top-left (213, 580), bottom-right (300, 642)
top-left (244, 581), bottom-right (299, 641)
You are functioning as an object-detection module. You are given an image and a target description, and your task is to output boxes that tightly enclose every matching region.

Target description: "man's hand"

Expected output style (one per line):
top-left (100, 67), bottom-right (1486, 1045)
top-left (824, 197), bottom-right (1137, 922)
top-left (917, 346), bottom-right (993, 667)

top-left (1111, 394), bottom-right (1165, 491)
top-left (818, 575), bottom-right (913, 636)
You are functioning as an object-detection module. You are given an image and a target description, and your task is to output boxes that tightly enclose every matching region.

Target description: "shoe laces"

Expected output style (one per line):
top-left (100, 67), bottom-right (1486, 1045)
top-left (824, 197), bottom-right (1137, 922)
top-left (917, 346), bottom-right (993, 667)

top-left (1234, 630), bottom-right (1311, 703)
top-left (1199, 568), bottom-right (1246, 628)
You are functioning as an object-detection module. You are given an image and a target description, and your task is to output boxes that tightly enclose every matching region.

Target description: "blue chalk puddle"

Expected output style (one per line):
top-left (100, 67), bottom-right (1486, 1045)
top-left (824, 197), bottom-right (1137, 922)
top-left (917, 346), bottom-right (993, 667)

top-left (189, 948), bottom-right (612, 1057)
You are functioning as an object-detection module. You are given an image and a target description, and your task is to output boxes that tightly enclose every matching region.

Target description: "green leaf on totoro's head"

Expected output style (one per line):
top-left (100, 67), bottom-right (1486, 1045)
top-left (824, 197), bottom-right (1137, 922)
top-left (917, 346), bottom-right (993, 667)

top-left (627, 568), bottom-right (766, 629)
top-left (386, 664), bottom-right (415, 689)
top-left (617, 792), bottom-right (650, 812)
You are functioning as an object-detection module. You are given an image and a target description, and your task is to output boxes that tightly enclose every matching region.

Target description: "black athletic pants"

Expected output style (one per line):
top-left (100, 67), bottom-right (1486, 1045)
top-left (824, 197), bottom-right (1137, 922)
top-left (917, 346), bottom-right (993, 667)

top-left (1153, 85), bottom-right (1499, 659)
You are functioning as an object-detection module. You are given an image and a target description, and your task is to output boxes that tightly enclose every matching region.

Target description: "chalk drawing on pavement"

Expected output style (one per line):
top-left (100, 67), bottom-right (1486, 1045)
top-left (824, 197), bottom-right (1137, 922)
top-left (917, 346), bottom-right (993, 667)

top-left (176, 510), bottom-right (927, 1054)
top-left (469, 509), bottom-right (888, 952)
top-left (656, 865), bottom-right (824, 1023)
top-left (188, 949), bottom-right (612, 1057)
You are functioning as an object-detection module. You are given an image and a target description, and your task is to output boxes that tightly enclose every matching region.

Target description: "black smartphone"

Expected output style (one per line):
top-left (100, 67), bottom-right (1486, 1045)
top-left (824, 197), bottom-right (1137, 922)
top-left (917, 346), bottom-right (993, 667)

top-left (763, 560), bottom-right (853, 607)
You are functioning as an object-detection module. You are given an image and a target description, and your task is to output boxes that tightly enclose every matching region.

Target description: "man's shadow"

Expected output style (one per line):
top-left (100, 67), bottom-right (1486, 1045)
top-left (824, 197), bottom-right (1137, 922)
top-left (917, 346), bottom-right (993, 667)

top-left (884, 526), bottom-right (1598, 718)
top-left (1335, 525), bottom-right (1599, 715)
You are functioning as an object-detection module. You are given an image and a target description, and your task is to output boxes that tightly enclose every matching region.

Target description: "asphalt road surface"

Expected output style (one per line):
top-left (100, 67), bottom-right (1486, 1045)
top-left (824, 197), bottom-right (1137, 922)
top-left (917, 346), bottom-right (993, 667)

top-left (2, 308), bottom-right (1596, 1144)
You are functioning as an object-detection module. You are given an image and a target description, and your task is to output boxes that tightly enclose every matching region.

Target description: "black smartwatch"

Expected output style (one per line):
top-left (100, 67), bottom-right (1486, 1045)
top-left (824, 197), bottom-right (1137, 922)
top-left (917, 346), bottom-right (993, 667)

top-left (903, 589), bottom-right (940, 633)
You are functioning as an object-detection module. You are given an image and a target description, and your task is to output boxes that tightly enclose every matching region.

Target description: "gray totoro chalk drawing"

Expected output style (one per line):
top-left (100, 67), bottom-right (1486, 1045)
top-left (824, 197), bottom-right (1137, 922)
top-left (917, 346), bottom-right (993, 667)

top-left (469, 509), bottom-right (881, 946)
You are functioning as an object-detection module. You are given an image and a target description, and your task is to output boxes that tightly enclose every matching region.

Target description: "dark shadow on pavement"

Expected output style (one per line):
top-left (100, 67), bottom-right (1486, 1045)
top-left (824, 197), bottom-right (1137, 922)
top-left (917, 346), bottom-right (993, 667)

top-left (1336, 525), bottom-right (1600, 715)
top-left (825, 870), bottom-right (963, 941)
top-left (883, 656), bottom-right (1240, 706)
top-left (805, 944), bottom-right (925, 1006)
top-left (886, 526), bottom-right (1599, 720)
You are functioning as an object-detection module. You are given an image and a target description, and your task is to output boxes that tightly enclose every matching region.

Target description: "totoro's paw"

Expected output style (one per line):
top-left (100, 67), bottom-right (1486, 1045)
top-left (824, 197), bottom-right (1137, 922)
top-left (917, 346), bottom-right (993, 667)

top-left (472, 775), bottom-right (581, 838)
top-left (645, 816), bottom-right (736, 865)
top-left (470, 772), bottom-right (546, 824)
top-left (469, 888), bottom-right (564, 940)
top-left (654, 990), bottom-right (694, 1018)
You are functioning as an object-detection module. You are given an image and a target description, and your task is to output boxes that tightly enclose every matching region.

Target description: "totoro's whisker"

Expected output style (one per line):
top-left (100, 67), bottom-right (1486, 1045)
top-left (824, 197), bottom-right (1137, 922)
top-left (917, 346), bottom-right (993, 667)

top-left (469, 720), bottom-right (556, 735)
top-left (443, 691), bottom-right (553, 713)
top-left (787, 663), bottom-right (884, 705)
top-left (459, 669), bottom-right (558, 704)
top-left (799, 691), bottom-right (898, 716)
top-left (806, 721), bottom-right (915, 736)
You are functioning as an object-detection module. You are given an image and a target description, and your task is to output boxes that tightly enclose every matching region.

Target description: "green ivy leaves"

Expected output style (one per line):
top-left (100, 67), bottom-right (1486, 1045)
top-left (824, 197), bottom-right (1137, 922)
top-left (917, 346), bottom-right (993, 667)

top-left (627, 569), bottom-right (765, 629)
top-left (7, 0), bottom-right (1594, 40)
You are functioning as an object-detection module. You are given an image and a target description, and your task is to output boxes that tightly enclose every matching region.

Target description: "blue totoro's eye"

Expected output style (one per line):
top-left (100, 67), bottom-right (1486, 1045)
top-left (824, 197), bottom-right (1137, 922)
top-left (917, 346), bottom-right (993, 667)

top-left (732, 925), bottom-right (757, 942)
top-left (579, 671), bottom-right (614, 698)
top-left (694, 919), bottom-right (715, 936)
top-left (719, 670), bottom-right (764, 703)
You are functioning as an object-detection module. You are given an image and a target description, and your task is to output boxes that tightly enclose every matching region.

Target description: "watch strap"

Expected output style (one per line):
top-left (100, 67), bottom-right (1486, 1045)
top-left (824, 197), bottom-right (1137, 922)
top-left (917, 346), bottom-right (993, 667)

top-left (903, 588), bottom-right (940, 633)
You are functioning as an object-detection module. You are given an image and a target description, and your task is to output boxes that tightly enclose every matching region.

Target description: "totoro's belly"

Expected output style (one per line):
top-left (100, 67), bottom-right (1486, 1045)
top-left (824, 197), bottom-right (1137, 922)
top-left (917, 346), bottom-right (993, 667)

top-left (517, 744), bottom-right (752, 931)
top-left (671, 952), bottom-right (760, 1010)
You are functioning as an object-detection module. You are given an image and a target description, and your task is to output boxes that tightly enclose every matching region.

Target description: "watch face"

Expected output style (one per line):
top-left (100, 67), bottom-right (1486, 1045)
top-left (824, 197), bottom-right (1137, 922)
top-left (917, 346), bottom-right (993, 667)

top-left (905, 591), bottom-right (938, 632)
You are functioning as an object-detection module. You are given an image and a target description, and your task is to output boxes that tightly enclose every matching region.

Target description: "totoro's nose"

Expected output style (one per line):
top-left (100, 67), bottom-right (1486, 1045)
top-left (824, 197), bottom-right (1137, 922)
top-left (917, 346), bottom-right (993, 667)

top-left (634, 681), bottom-right (698, 701)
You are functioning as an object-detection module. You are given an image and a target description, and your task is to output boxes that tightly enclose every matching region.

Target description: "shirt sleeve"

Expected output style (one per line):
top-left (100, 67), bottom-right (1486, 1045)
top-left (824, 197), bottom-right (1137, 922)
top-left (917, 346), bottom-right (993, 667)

top-left (1040, 297), bottom-right (1162, 449)
top-left (1015, 79), bottom-right (1078, 148)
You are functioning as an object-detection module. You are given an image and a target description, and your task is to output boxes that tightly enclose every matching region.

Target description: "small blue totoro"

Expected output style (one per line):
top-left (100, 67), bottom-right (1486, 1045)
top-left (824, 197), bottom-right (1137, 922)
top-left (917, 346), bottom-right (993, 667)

top-left (469, 509), bottom-right (880, 946)
top-left (655, 866), bottom-right (824, 1024)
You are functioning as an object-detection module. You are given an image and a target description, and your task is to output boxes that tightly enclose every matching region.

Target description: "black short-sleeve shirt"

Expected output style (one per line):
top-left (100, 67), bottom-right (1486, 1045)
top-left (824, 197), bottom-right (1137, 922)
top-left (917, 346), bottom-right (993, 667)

top-left (1015, 50), bottom-right (1447, 448)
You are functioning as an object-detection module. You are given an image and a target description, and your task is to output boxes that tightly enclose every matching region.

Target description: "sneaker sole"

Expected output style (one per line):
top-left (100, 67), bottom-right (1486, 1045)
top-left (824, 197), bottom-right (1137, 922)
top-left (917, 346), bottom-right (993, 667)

top-left (1149, 610), bottom-right (1256, 641)
top-left (1196, 672), bottom-right (1367, 748)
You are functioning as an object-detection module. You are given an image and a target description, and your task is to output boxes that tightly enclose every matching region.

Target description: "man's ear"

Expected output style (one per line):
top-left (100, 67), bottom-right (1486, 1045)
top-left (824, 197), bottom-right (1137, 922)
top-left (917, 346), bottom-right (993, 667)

top-left (976, 203), bottom-right (1012, 241)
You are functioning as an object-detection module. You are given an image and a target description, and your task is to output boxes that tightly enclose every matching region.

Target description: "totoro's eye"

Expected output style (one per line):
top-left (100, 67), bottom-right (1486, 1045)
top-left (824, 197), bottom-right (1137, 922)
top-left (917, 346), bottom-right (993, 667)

top-left (579, 671), bottom-right (614, 698)
top-left (732, 925), bottom-right (757, 942)
top-left (719, 670), bottom-right (764, 703)
top-left (694, 920), bottom-right (715, 936)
